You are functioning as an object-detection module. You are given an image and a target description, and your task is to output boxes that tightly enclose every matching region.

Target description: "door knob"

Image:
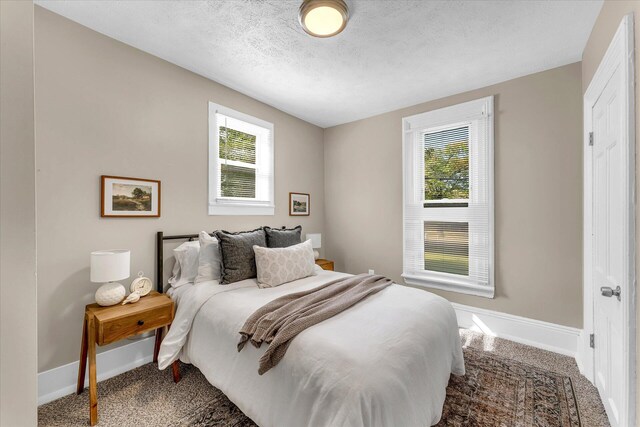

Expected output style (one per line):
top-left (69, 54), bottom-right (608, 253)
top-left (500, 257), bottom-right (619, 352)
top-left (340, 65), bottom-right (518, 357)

top-left (600, 286), bottom-right (621, 301)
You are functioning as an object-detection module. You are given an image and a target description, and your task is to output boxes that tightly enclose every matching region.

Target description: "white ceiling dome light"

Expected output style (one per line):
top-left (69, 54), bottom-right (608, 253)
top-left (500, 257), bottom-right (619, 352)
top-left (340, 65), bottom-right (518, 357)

top-left (299, 0), bottom-right (349, 38)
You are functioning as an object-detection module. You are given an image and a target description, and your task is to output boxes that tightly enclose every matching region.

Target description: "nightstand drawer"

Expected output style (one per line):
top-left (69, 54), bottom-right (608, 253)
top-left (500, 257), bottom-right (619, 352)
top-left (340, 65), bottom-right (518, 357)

top-left (98, 304), bottom-right (172, 345)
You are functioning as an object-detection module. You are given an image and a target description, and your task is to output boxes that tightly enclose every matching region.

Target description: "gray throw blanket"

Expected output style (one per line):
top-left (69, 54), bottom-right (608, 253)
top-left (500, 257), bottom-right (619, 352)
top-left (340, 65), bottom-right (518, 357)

top-left (238, 274), bottom-right (393, 375)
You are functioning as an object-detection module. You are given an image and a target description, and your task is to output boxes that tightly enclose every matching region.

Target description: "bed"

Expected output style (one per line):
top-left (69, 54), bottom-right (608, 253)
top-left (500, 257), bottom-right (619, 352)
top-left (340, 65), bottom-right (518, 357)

top-left (156, 232), bottom-right (464, 427)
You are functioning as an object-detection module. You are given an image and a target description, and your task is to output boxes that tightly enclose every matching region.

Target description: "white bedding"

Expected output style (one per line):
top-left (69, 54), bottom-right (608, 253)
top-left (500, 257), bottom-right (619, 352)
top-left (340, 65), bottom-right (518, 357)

top-left (159, 269), bottom-right (464, 427)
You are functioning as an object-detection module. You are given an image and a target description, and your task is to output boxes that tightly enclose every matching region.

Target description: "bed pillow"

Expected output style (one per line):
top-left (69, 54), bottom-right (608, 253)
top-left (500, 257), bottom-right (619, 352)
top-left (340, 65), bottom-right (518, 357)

top-left (216, 228), bottom-right (267, 284)
top-left (194, 231), bottom-right (222, 284)
top-left (264, 225), bottom-right (302, 248)
top-left (253, 240), bottom-right (316, 288)
top-left (168, 240), bottom-right (200, 288)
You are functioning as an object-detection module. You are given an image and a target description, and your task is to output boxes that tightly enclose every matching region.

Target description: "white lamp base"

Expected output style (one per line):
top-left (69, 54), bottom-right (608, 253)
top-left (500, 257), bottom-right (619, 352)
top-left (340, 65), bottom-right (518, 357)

top-left (313, 250), bottom-right (320, 260)
top-left (95, 282), bottom-right (126, 306)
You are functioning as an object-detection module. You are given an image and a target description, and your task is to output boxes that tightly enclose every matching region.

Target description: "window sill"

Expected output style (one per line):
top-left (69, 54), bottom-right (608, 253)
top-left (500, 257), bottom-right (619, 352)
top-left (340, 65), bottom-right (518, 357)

top-left (208, 204), bottom-right (274, 216)
top-left (402, 273), bottom-right (494, 298)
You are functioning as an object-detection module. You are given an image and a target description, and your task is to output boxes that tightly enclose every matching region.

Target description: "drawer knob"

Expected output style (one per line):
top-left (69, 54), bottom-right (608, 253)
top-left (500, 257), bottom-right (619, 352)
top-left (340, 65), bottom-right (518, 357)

top-left (137, 320), bottom-right (144, 326)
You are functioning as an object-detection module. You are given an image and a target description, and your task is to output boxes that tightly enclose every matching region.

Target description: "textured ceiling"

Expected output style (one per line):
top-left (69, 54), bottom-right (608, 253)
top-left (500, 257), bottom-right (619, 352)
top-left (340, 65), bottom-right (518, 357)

top-left (36, 0), bottom-right (602, 128)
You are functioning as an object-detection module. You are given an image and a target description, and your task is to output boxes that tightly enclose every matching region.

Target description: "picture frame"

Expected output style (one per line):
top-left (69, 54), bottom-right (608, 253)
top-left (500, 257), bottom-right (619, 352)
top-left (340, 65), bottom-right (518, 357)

top-left (289, 192), bottom-right (310, 216)
top-left (101, 175), bottom-right (161, 218)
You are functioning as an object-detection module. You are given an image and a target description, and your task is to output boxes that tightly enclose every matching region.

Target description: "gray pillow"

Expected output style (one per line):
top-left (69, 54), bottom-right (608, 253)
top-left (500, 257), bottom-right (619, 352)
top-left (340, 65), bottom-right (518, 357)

top-left (264, 226), bottom-right (302, 248)
top-left (216, 228), bottom-right (267, 284)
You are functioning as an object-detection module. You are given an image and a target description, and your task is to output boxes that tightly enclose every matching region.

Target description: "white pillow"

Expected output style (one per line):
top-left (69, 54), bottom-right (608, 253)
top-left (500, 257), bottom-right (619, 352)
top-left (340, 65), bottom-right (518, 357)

top-left (194, 231), bottom-right (222, 284)
top-left (253, 240), bottom-right (316, 288)
top-left (168, 240), bottom-right (200, 288)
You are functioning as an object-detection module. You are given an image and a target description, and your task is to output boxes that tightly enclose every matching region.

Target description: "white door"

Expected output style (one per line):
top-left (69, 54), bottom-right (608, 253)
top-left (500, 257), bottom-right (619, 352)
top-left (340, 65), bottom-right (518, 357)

top-left (591, 52), bottom-right (629, 427)
top-left (584, 14), bottom-right (635, 427)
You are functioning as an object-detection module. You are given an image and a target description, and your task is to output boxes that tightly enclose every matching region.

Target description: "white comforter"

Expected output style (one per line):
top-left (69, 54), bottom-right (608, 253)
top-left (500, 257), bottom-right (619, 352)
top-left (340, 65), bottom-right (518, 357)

top-left (159, 269), bottom-right (464, 427)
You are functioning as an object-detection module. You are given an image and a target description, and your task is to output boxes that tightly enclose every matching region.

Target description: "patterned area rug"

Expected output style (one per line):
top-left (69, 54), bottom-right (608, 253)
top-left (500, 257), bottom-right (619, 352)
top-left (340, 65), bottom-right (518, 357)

top-left (175, 348), bottom-right (581, 427)
top-left (436, 348), bottom-right (580, 426)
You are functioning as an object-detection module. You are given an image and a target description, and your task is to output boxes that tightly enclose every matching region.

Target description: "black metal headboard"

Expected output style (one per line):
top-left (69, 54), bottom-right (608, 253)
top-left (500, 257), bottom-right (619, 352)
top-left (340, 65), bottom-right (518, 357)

top-left (156, 231), bottom-right (214, 293)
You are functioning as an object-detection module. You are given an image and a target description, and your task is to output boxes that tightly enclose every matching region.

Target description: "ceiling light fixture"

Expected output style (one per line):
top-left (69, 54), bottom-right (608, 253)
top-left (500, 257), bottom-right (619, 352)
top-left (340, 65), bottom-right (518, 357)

top-left (299, 0), bottom-right (349, 38)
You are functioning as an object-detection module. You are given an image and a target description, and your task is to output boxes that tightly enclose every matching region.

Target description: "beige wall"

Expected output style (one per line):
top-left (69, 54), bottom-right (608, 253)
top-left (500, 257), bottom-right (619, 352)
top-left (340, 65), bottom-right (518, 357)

top-left (34, 7), bottom-right (325, 372)
top-left (580, 0), bottom-right (640, 417)
top-left (1, 1), bottom-right (38, 425)
top-left (324, 62), bottom-right (583, 328)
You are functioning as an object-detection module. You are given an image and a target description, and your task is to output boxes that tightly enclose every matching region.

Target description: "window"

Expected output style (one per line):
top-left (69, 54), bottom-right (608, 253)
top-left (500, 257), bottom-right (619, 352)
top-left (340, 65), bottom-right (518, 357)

top-left (402, 96), bottom-right (494, 297)
top-left (209, 102), bottom-right (274, 215)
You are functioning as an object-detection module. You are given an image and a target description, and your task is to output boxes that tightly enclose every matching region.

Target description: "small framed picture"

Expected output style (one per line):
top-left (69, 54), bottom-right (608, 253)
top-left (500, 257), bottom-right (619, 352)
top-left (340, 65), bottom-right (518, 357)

top-left (101, 175), bottom-right (161, 217)
top-left (289, 192), bottom-right (310, 216)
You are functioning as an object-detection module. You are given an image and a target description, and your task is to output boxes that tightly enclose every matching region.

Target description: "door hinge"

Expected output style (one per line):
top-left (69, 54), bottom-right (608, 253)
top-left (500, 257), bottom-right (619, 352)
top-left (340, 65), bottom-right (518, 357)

top-left (590, 333), bottom-right (595, 348)
top-left (589, 132), bottom-right (594, 146)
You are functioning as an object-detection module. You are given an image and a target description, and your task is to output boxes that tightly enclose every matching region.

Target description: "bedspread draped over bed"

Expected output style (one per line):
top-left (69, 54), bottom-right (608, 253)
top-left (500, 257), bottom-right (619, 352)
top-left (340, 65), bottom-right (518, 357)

top-left (239, 273), bottom-right (394, 374)
top-left (159, 269), bottom-right (465, 427)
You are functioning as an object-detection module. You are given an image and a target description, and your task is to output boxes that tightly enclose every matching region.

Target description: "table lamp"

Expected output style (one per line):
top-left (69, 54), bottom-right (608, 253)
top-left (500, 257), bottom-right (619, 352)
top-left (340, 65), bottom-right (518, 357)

top-left (306, 233), bottom-right (321, 260)
top-left (90, 249), bottom-right (130, 306)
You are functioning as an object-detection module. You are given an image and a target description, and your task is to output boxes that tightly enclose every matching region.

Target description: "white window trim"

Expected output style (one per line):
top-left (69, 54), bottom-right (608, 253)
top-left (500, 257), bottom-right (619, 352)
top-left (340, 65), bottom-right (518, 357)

top-left (401, 96), bottom-right (494, 298)
top-left (208, 102), bottom-right (275, 216)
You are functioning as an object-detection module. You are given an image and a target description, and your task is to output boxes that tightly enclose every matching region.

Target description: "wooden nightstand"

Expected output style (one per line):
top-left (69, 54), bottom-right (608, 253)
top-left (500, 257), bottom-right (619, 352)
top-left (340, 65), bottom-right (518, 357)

top-left (76, 291), bottom-right (178, 426)
top-left (315, 258), bottom-right (334, 271)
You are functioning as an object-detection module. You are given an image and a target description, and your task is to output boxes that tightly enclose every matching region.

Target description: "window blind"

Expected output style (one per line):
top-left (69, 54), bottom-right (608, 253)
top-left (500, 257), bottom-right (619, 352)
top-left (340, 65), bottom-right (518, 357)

top-left (424, 221), bottom-right (469, 275)
top-left (218, 124), bottom-right (257, 199)
top-left (402, 96), bottom-right (494, 297)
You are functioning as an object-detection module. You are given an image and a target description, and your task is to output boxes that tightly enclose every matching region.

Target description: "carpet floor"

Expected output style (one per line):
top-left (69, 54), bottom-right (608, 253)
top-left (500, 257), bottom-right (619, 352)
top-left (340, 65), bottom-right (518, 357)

top-left (38, 330), bottom-right (609, 427)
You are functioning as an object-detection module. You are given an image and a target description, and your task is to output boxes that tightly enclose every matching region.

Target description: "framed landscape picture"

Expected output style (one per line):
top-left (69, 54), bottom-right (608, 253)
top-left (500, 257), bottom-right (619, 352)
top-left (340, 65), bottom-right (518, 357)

top-left (289, 192), bottom-right (310, 216)
top-left (101, 175), bottom-right (161, 217)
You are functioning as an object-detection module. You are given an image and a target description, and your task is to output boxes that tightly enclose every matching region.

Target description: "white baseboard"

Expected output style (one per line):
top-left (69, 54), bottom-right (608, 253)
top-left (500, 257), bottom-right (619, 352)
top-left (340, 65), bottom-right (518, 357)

top-left (452, 303), bottom-right (581, 357)
top-left (38, 336), bottom-right (154, 405)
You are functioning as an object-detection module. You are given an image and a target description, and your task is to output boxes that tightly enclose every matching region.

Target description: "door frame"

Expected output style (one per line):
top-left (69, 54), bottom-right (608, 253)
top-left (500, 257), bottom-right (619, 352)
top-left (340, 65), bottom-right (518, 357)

top-left (580, 13), bottom-right (636, 427)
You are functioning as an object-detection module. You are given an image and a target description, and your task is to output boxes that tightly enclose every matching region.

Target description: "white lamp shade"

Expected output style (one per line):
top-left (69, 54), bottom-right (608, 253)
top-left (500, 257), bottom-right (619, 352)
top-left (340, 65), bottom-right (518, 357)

top-left (90, 250), bottom-right (130, 283)
top-left (306, 233), bottom-right (322, 249)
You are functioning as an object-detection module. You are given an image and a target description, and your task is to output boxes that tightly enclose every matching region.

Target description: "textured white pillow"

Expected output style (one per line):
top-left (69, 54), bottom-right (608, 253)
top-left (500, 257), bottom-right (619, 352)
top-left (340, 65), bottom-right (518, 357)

top-left (253, 240), bottom-right (316, 288)
top-left (168, 241), bottom-right (200, 288)
top-left (195, 231), bottom-right (222, 284)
